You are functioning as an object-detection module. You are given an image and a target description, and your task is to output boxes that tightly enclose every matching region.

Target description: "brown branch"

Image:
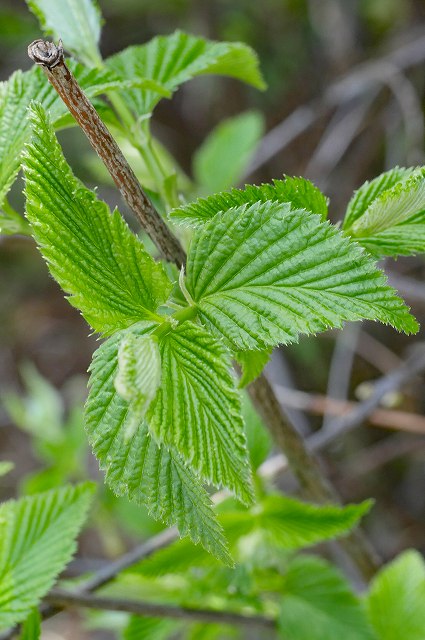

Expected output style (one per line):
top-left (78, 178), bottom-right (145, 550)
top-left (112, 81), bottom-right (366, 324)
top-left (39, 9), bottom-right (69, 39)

top-left (273, 386), bottom-right (425, 434)
top-left (27, 39), bottom-right (185, 267)
top-left (45, 589), bottom-right (277, 632)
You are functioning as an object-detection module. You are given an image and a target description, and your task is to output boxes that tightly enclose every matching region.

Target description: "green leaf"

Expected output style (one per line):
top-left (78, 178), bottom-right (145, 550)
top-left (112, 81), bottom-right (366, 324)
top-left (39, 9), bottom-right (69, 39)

top-left (124, 616), bottom-right (178, 640)
top-left (85, 324), bottom-right (231, 564)
top-left (19, 609), bottom-right (41, 640)
top-left (0, 63), bottom-right (148, 208)
top-left (26, 0), bottom-right (103, 67)
top-left (346, 168), bottom-right (425, 258)
top-left (134, 496), bottom-right (371, 577)
top-left (0, 483), bottom-right (94, 629)
top-left (149, 321), bottom-right (253, 504)
top-left (236, 349), bottom-right (272, 388)
top-left (242, 393), bottom-right (271, 469)
top-left (279, 555), bottom-right (375, 640)
top-left (170, 177), bottom-right (328, 227)
top-left (115, 333), bottom-right (162, 441)
top-left (193, 111), bottom-right (264, 195)
top-left (253, 495), bottom-right (373, 550)
top-left (0, 68), bottom-right (57, 206)
top-left (342, 167), bottom-right (414, 231)
top-left (0, 462), bottom-right (14, 478)
top-left (107, 30), bottom-right (265, 118)
top-left (0, 206), bottom-right (30, 236)
top-left (186, 200), bottom-right (418, 350)
top-left (23, 103), bottom-right (172, 335)
top-left (366, 550), bottom-right (425, 640)
top-left (359, 225), bottom-right (425, 258)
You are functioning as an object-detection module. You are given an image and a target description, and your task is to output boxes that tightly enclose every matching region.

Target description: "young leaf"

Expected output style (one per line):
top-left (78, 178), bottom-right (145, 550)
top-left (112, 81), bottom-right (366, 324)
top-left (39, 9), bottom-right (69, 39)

top-left (253, 495), bottom-right (373, 550)
top-left (25, 0), bottom-right (103, 67)
top-left (149, 321), bottom-right (253, 505)
top-left (342, 166), bottom-right (414, 231)
top-left (115, 333), bottom-right (162, 441)
top-left (236, 349), bottom-right (272, 388)
top-left (107, 30), bottom-right (265, 118)
top-left (170, 177), bottom-right (328, 227)
top-left (279, 555), bottom-right (375, 640)
top-left (186, 200), bottom-right (418, 350)
top-left (0, 483), bottom-right (94, 629)
top-left (23, 103), bottom-right (172, 335)
top-left (346, 168), bottom-right (425, 258)
top-left (193, 111), bottom-right (264, 195)
top-left (134, 495), bottom-right (371, 577)
top-left (86, 324), bottom-right (231, 564)
top-left (366, 550), bottom-right (425, 640)
top-left (19, 609), bottom-right (41, 640)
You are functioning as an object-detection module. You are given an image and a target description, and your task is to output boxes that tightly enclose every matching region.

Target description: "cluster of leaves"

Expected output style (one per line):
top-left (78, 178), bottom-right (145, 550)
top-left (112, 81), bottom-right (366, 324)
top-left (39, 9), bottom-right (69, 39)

top-left (2, 0), bottom-right (425, 637)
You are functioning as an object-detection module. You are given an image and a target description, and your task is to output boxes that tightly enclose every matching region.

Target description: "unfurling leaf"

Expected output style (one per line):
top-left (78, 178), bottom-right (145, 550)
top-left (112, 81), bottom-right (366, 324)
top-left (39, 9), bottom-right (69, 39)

top-left (115, 333), bottom-right (162, 441)
top-left (345, 167), bottom-right (425, 258)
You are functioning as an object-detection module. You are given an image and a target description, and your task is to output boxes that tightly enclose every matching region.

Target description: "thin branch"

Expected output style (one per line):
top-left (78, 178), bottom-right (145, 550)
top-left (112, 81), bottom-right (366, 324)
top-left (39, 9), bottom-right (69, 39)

top-left (273, 386), bottom-right (425, 434)
top-left (246, 31), bottom-right (425, 175)
top-left (27, 39), bottom-right (185, 267)
top-left (308, 345), bottom-right (425, 451)
top-left (46, 589), bottom-right (277, 631)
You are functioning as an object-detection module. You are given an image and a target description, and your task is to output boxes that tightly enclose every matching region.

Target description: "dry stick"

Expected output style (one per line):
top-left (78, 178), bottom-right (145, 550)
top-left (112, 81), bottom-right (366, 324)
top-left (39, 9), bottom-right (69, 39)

top-left (27, 39), bottom-right (185, 267)
top-left (46, 590), bottom-right (276, 632)
top-left (26, 38), bottom-right (379, 585)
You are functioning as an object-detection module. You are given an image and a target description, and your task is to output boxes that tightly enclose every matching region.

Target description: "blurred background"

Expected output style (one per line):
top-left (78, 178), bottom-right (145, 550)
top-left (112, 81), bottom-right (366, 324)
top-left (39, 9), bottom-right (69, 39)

top-left (1, 0), bottom-right (425, 637)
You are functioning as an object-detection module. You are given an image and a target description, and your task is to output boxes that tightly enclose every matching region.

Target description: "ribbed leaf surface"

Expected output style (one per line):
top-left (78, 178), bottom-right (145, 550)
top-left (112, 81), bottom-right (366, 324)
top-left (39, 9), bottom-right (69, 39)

top-left (23, 104), bottom-right (172, 335)
top-left (85, 325), bottom-right (231, 563)
top-left (107, 30), bottom-right (265, 117)
top-left (26, 0), bottom-right (102, 67)
top-left (366, 550), bottom-right (425, 640)
top-left (0, 483), bottom-right (94, 629)
top-left (170, 177), bottom-right (328, 227)
top-left (149, 322), bottom-right (253, 504)
top-left (186, 200), bottom-right (418, 350)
